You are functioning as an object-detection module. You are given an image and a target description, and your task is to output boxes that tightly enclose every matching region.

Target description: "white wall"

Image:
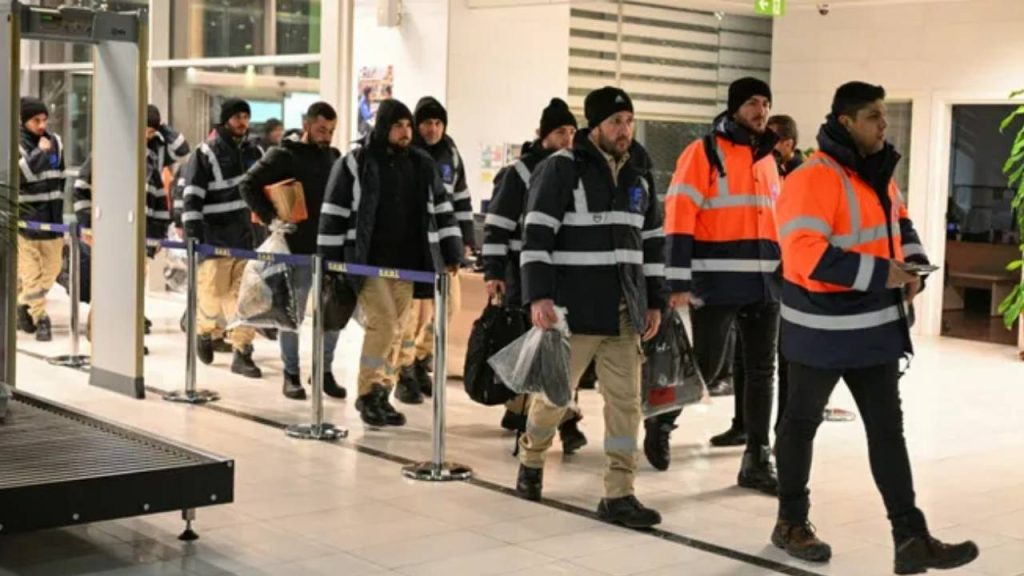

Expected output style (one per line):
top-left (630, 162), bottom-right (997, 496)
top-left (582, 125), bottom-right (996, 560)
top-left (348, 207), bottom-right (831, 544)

top-left (771, 0), bottom-right (1024, 341)
top-left (446, 0), bottom-right (570, 211)
top-left (351, 0), bottom-right (450, 141)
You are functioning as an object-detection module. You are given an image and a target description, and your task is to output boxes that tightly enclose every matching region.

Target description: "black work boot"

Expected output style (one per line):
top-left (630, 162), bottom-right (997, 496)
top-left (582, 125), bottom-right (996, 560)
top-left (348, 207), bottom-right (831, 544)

top-left (707, 379), bottom-right (734, 396)
top-left (356, 384), bottom-right (388, 427)
top-left (395, 367), bottom-right (424, 404)
top-left (501, 410), bottom-right (527, 433)
top-left (710, 424), bottom-right (747, 447)
top-left (421, 353), bottom-right (434, 374)
top-left (197, 335), bottom-right (215, 365)
top-left (738, 446), bottom-right (778, 495)
top-left (380, 389), bottom-right (407, 426)
top-left (17, 305), bottom-right (36, 334)
top-left (213, 338), bottom-right (233, 353)
top-left (516, 465), bottom-right (543, 502)
top-left (230, 346), bottom-right (262, 379)
top-left (558, 414), bottom-right (587, 454)
top-left (771, 520), bottom-right (832, 563)
top-left (35, 316), bottom-right (52, 342)
top-left (257, 327), bottom-right (278, 341)
top-left (414, 357), bottom-right (433, 397)
top-left (282, 372), bottom-right (306, 400)
top-left (597, 495), bottom-right (662, 529)
top-left (644, 420), bottom-right (677, 471)
top-left (144, 317), bottom-right (152, 335)
top-left (894, 536), bottom-right (979, 574)
top-left (321, 372), bottom-right (347, 399)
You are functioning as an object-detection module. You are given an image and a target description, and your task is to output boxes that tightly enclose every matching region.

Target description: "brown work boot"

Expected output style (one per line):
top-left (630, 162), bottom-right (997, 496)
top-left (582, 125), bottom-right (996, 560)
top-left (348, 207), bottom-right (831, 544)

top-left (771, 519), bottom-right (832, 563)
top-left (894, 535), bottom-right (979, 574)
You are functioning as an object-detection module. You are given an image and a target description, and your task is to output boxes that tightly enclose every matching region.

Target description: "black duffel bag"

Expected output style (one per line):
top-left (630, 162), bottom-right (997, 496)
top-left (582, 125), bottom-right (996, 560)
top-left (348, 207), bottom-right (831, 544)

top-left (323, 273), bottom-right (358, 332)
top-left (464, 301), bottom-right (527, 405)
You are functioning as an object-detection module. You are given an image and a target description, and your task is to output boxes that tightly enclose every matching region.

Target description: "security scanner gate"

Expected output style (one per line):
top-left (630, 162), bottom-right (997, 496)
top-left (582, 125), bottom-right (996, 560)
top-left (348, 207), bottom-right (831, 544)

top-left (0, 2), bottom-right (234, 539)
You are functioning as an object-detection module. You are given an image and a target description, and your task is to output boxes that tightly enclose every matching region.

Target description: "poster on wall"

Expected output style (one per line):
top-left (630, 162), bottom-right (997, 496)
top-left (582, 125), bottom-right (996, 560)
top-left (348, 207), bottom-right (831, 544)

top-left (479, 143), bottom-right (525, 186)
top-left (357, 65), bottom-right (395, 137)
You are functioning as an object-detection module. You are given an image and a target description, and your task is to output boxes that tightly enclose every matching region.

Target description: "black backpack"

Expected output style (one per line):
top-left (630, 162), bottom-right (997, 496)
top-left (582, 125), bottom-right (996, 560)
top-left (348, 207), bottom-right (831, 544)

top-left (463, 302), bottom-right (527, 405)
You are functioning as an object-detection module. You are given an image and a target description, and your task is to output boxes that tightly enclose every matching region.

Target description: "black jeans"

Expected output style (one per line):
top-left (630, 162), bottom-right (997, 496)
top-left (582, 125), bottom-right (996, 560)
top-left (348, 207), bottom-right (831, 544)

top-left (777, 361), bottom-right (924, 537)
top-left (659, 302), bottom-right (778, 453)
top-left (728, 327), bottom-right (788, 433)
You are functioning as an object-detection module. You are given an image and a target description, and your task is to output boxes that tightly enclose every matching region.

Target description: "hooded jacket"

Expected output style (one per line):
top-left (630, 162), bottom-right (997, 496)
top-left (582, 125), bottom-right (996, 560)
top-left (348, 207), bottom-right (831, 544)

top-left (18, 127), bottom-right (65, 240)
top-left (520, 130), bottom-right (667, 336)
top-left (144, 125), bottom-right (190, 239)
top-left (318, 100), bottom-right (463, 296)
top-left (482, 140), bottom-right (557, 307)
top-left (180, 125), bottom-right (263, 250)
top-left (413, 98), bottom-right (474, 249)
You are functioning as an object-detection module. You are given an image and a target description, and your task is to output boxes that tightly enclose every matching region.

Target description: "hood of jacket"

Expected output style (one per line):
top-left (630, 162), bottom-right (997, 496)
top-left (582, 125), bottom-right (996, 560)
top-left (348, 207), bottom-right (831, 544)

top-left (816, 114), bottom-right (901, 198)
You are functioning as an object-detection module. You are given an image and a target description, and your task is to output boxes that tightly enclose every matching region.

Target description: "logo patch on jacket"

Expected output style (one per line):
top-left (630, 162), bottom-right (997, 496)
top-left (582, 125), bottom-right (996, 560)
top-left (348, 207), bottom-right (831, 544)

top-left (48, 153), bottom-right (59, 169)
top-left (440, 163), bottom-right (454, 184)
top-left (628, 185), bottom-right (644, 213)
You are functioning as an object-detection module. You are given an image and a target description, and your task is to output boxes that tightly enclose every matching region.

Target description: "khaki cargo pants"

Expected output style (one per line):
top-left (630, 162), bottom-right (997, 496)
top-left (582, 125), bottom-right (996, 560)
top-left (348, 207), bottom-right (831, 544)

top-left (397, 271), bottom-right (463, 368)
top-left (358, 277), bottom-right (415, 396)
top-left (18, 237), bottom-right (64, 321)
top-left (519, 308), bottom-right (643, 498)
top-left (197, 257), bottom-right (254, 350)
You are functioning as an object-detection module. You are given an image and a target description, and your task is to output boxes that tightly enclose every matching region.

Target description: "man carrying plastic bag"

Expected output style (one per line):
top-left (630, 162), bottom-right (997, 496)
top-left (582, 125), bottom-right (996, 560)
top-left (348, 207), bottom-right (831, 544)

top-left (231, 223), bottom-right (300, 334)
top-left (641, 308), bottom-right (708, 421)
top-left (512, 87), bottom-right (667, 530)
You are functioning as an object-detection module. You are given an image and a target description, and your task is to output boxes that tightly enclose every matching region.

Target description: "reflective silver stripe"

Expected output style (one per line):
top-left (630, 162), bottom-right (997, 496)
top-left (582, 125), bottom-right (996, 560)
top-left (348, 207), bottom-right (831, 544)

top-left (318, 234), bottom-right (345, 246)
top-left (74, 179), bottom-right (91, 190)
top-left (148, 210), bottom-right (171, 220)
top-left (431, 201), bottom-right (454, 214)
top-left (524, 212), bottom-right (561, 231)
top-left (666, 183), bottom-right (705, 207)
top-left (427, 231), bottom-right (439, 243)
top-left (573, 181), bottom-right (588, 214)
top-left (485, 213), bottom-right (517, 231)
top-left (817, 156), bottom-right (861, 232)
top-left (781, 303), bottom-right (902, 331)
top-left (692, 259), bottom-right (780, 273)
top-left (346, 154), bottom-right (361, 208)
top-left (146, 184), bottom-right (164, 197)
top-left (643, 263), bottom-right (665, 276)
top-left (182, 211), bottom-right (203, 222)
top-left (184, 186), bottom-right (206, 199)
top-left (19, 157), bottom-right (63, 182)
top-left (361, 355), bottom-right (387, 369)
top-left (20, 190), bottom-right (63, 202)
top-left (704, 194), bottom-right (772, 209)
top-left (207, 174), bottom-right (245, 191)
top-left (481, 244), bottom-right (507, 256)
top-left (456, 212), bottom-right (474, 222)
top-left (552, 249), bottom-right (642, 266)
top-left (53, 134), bottom-right (64, 167)
top-left (563, 211), bottom-right (644, 228)
top-left (780, 216), bottom-right (832, 239)
top-left (199, 143), bottom-right (226, 183)
top-left (347, 229), bottom-right (358, 240)
top-left (712, 139), bottom-right (730, 196)
top-left (73, 200), bottom-right (91, 212)
top-left (452, 190), bottom-right (471, 202)
top-left (169, 133), bottom-right (187, 153)
top-left (902, 243), bottom-right (926, 258)
top-left (852, 253), bottom-right (875, 292)
top-left (203, 200), bottom-right (248, 214)
top-left (832, 222), bottom-right (896, 249)
top-left (514, 161), bottom-right (531, 186)
top-left (604, 436), bottom-right (638, 453)
top-left (438, 226), bottom-right (462, 240)
top-left (509, 239), bottom-right (523, 251)
top-left (173, 200), bottom-right (184, 209)
top-left (443, 182), bottom-right (455, 195)
top-left (667, 267), bottom-right (692, 281)
top-left (520, 250), bottom-right (552, 265)
top-left (552, 149), bottom-right (574, 161)
top-left (641, 227), bottom-right (665, 240)
top-left (321, 202), bottom-right (350, 218)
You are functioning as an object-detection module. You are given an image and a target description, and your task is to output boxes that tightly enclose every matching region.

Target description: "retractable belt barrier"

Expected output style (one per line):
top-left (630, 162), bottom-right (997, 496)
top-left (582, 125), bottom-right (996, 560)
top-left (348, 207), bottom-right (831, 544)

top-left (23, 220), bottom-right (471, 481)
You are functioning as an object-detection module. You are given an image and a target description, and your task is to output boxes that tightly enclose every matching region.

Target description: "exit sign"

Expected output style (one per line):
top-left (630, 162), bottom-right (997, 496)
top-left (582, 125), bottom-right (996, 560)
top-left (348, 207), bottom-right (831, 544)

top-left (755, 0), bottom-right (785, 16)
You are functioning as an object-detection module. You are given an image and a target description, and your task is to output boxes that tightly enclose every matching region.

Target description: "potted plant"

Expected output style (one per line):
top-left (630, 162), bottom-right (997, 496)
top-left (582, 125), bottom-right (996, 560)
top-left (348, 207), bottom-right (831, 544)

top-left (998, 90), bottom-right (1024, 359)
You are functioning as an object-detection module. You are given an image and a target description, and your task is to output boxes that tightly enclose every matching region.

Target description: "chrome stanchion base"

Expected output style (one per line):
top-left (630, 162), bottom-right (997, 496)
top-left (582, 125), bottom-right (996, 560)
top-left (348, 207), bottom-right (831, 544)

top-left (401, 461), bottom-right (473, 482)
top-left (48, 355), bottom-right (90, 369)
top-left (162, 389), bottom-right (220, 404)
top-left (285, 423), bottom-right (348, 441)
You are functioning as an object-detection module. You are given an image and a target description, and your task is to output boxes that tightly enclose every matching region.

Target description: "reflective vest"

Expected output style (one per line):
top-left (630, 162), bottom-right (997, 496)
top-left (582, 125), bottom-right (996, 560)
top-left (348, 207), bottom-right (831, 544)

top-left (776, 151), bottom-right (926, 369)
top-left (664, 134), bottom-right (782, 305)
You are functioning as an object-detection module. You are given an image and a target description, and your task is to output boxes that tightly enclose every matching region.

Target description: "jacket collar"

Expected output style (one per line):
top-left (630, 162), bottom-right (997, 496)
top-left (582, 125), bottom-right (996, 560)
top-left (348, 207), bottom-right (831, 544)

top-left (816, 115), bottom-right (901, 196)
top-left (572, 128), bottom-right (651, 174)
top-left (712, 112), bottom-right (779, 162)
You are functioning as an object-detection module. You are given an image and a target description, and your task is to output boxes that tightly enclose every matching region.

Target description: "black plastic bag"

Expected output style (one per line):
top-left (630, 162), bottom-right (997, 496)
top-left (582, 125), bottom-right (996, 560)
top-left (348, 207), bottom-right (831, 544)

top-left (232, 228), bottom-right (300, 331)
top-left (323, 273), bottom-right (358, 331)
top-left (57, 239), bottom-right (92, 304)
top-left (464, 303), bottom-right (526, 405)
top-left (642, 309), bottom-right (708, 418)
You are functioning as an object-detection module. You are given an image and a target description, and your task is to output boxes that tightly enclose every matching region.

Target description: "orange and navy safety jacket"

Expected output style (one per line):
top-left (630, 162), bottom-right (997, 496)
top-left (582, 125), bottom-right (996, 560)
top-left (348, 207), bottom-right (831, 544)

top-left (665, 116), bottom-right (782, 305)
top-left (776, 127), bottom-right (929, 370)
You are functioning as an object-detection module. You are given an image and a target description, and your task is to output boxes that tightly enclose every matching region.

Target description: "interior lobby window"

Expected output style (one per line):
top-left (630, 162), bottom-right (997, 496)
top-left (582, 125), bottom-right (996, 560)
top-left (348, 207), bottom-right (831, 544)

top-left (887, 101), bottom-right (913, 197)
top-left (172, 0), bottom-right (321, 59)
top-left (635, 120), bottom-right (710, 198)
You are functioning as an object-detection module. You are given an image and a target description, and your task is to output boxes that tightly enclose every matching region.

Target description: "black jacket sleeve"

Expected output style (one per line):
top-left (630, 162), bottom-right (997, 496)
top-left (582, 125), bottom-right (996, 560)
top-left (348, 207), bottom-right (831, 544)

top-left (641, 173), bottom-right (667, 311)
top-left (73, 157), bottom-right (92, 228)
top-left (431, 159), bottom-right (465, 267)
top-left (318, 153), bottom-right (356, 265)
top-left (521, 155), bottom-right (574, 303)
top-left (240, 146), bottom-right (293, 226)
top-left (451, 149), bottom-right (475, 248)
top-left (482, 166), bottom-right (523, 282)
top-left (180, 148), bottom-right (212, 242)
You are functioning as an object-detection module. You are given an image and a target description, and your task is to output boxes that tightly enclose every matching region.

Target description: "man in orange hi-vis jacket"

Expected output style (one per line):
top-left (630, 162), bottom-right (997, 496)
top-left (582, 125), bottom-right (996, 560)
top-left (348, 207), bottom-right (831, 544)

top-left (654, 78), bottom-right (781, 496)
top-left (770, 81), bottom-right (978, 573)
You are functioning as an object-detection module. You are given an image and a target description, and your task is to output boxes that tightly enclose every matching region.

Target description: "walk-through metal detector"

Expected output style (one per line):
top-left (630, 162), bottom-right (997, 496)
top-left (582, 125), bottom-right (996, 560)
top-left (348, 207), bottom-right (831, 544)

top-left (0, 1), bottom-right (148, 399)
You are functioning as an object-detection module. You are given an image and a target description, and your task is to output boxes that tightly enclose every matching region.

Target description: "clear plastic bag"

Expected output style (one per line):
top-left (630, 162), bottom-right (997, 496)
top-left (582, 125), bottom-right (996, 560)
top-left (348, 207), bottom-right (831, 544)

top-left (487, 307), bottom-right (572, 408)
top-left (163, 226), bottom-right (187, 293)
top-left (230, 224), bottom-right (301, 332)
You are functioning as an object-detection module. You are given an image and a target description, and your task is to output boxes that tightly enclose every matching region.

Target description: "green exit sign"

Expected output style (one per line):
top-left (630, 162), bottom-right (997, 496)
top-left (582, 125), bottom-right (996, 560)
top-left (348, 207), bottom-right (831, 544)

top-left (755, 0), bottom-right (786, 16)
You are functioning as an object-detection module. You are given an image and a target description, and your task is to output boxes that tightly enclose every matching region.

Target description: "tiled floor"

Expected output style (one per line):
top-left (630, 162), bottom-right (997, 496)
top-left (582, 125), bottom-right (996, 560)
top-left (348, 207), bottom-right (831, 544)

top-left (4, 287), bottom-right (1024, 575)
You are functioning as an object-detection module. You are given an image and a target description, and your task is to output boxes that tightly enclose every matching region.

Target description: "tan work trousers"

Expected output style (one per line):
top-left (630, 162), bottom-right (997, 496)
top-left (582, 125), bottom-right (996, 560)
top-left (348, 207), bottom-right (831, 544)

top-left (397, 271), bottom-right (463, 368)
top-left (518, 308), bottom-right (643, 498)
top-left (357, 277), bottom-right (415, 396)
top-left (197, 257), bottom-right (254, 350)
top-left (17, 237), bottom-right (64, 321)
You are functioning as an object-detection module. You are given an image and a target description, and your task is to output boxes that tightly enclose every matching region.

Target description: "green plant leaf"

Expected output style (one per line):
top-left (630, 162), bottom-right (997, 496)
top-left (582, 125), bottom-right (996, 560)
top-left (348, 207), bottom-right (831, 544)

top-left (1011, 89), bottom-right (1024, 99)
top-left (1003, 296), bottom-right (1024, 330)
top-left (998, 284), bottom-right (1022, 314)
top-left (1004, 150), bottom-right (1024, 174)
top-left (1010, 260), bottom-right (1024, 271)
top-left (1009, 161), bottom-right (1024, 187)
top-left (1000, 105), bottom-right (1024, 132)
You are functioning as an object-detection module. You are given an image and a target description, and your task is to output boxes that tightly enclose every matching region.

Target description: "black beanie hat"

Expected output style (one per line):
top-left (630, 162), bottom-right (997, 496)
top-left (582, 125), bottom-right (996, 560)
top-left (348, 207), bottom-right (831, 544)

top-left (728, 77), bottom-right (772, 115)
top-left (147, 104), bottom-right (161, 130)
top-left (372, 99), bottom-right (415, 147)
top-left (584, 87), bottom-right (633, 128)
top-left (20, 97), bottom-right (48, 125)
top-left (539, 98), bottom-right (578, 141)
top-left (220, 98), bottom-right (251, 125)
top-left (414, 96), bottom-right (447, 128)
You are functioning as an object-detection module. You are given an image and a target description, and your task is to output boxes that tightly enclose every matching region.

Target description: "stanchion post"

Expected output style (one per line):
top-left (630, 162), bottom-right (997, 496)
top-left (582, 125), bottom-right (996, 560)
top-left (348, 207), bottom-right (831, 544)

top-left (402, 271), bottom-right (472, 482)
top-left (49, 224), bottom-right (90, 369)
top-left (164, 238), bottom-right (219, 404)
top-left (286, 254), bottom-right (346, 441)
